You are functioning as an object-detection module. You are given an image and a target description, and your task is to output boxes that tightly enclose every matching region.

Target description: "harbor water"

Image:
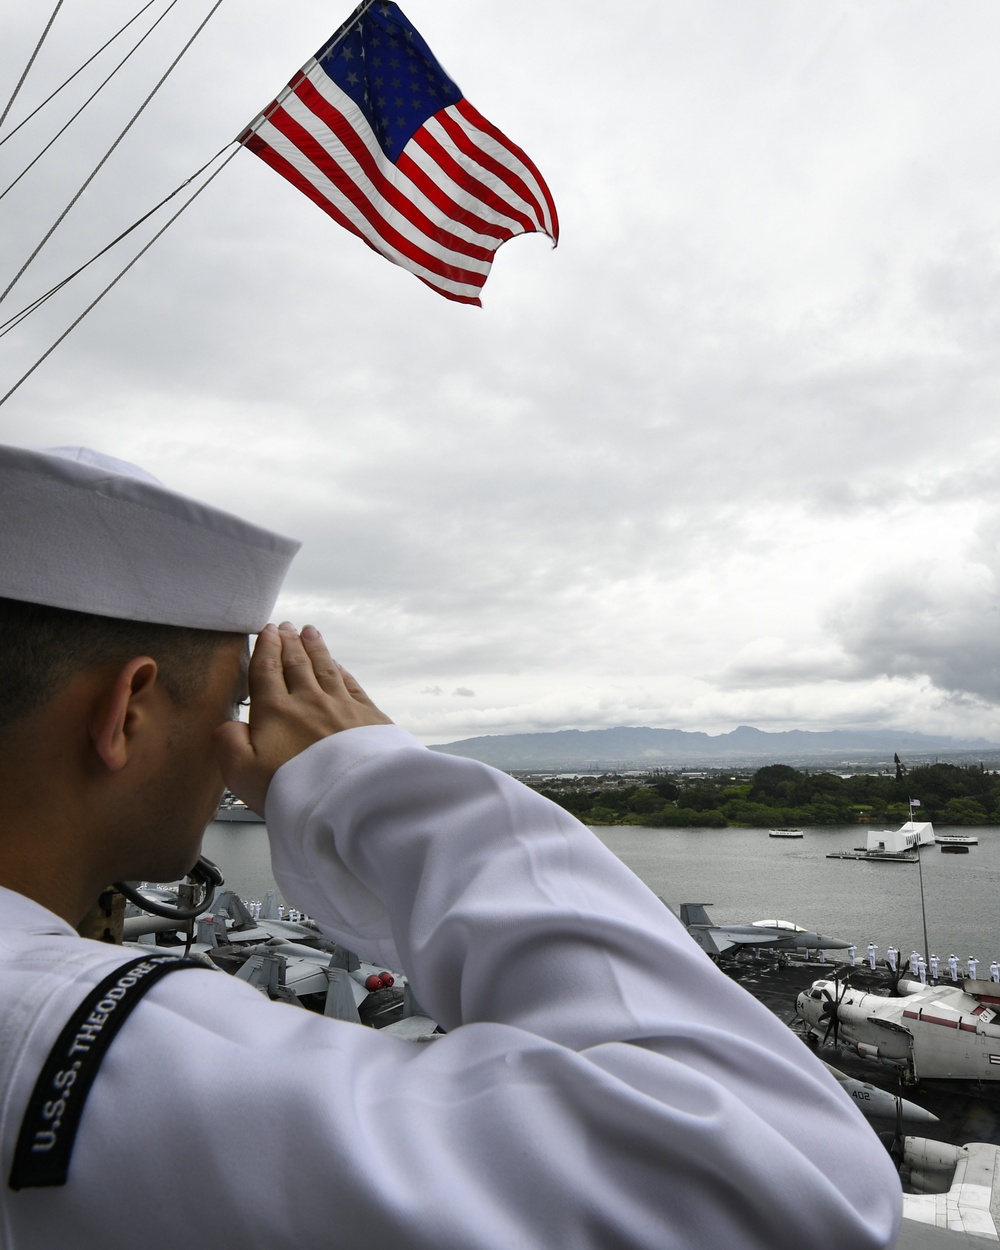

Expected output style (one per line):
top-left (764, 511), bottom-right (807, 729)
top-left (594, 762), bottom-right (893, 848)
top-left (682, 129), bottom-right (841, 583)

top-left (203, 820), bottom-right (1000, 963)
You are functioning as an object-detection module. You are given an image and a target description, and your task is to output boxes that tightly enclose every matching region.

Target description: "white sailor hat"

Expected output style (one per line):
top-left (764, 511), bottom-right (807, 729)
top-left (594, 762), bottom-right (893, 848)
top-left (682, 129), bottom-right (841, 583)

top-left (0, 444), bottom-right (300, 632)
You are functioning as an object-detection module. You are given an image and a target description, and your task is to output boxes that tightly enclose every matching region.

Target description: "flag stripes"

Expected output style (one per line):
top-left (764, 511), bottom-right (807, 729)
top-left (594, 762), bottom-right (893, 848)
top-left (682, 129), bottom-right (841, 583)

top-left (448, 97), bottom-right (558, 238)
top-left (293, 77), bottom-right (496, 265)
top-left (240, 4), bottom-right (557, 305)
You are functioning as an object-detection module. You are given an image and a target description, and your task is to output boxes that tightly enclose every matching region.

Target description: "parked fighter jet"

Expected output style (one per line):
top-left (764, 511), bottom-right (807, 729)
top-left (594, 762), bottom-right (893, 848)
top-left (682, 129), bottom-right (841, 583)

top-left (678, 903), bottom-right (852, 958)
top-left (797, 974), bottom-right (1000, 1081)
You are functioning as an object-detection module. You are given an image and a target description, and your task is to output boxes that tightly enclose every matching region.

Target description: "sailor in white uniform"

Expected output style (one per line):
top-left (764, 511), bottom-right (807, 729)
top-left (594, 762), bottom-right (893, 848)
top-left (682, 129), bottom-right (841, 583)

top-left (0, 445), bottom-right (901, 1250)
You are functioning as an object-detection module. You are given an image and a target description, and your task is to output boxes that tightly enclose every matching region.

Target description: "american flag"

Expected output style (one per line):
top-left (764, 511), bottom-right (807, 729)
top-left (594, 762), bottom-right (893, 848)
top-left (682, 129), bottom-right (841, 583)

top-left (239, 1), bottom-right (559, 306)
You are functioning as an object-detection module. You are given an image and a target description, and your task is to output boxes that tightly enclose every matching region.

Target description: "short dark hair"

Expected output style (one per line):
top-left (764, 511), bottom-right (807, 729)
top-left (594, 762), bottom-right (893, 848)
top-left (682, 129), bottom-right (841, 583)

top-left (0, 597), bottom-right (241, 735)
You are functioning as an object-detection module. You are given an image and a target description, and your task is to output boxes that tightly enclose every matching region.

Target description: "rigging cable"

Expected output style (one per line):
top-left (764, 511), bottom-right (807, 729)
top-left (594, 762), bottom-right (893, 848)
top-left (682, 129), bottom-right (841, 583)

top-left (0, 0), bottom-right (184, 206)
top-left (0, 142), bottom-right (241, 411)
top-left (0, 0), bottom-right (162, 152)
top-left (0, 0), bottom-right (378, 403)
top-left (0, 0), bottom-right (226, 308)
top-left (0, 142), bottom-right (233, 340)
top-left (0, 0), bottom-right (66, 134)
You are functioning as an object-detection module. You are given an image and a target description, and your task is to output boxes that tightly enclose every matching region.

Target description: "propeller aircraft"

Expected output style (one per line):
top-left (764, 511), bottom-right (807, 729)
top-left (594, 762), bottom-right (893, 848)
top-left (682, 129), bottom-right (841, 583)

top-left (797, 973), bottom-right (1000, 1081)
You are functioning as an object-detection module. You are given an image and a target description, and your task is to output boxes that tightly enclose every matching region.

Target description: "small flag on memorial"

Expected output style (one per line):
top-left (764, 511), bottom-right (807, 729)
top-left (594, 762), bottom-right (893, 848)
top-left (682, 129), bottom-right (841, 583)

top-left (239, 0), bottom-right (558, 306)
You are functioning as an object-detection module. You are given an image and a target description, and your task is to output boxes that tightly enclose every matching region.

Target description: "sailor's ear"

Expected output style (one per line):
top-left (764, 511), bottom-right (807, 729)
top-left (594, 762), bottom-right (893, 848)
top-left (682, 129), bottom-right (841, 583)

top-left (89, 657), bottom-right (160, 772)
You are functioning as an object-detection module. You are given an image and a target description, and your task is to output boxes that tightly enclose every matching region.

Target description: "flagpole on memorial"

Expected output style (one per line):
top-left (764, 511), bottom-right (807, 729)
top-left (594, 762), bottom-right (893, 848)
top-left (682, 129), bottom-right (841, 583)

top-left (911, 797), bottom-right (931, 965)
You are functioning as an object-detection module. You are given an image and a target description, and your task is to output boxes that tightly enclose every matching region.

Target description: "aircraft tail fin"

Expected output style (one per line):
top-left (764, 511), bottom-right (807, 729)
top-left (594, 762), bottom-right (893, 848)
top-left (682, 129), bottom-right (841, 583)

top-left (679, 903), bottom-right (715, 928)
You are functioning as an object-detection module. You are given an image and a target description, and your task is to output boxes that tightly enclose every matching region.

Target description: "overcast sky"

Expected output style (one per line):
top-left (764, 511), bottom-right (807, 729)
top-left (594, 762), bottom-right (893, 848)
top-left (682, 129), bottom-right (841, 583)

top-left (3, 0), bottom-right (1000, 744)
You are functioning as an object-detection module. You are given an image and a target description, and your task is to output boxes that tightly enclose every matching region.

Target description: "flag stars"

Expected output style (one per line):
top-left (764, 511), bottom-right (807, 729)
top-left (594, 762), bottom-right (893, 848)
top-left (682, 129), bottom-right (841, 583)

top-left (311, 4), bottom-right (461, 151)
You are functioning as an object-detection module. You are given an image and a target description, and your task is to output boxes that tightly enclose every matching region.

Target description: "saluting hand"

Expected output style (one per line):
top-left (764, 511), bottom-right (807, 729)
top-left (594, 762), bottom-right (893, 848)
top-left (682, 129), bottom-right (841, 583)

top-left (214, 622), bottom-right (391, 814)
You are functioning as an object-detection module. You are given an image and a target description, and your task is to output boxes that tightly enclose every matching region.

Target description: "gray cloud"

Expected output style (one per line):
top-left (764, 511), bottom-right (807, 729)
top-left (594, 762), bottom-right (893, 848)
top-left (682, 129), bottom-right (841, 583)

top-left (832, 567), bottom-right (1000, 704)
top-left (7, 2), bottom-right (1000, 740)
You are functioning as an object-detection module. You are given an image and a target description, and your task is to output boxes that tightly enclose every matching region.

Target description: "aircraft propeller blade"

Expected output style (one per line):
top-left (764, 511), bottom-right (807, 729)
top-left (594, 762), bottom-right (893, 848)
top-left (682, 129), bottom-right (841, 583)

top-left (819, 991), bottom-right (839, 1047)
top-left (820, 969), bottom-right (853, 1048)
top-left (890, 947), bottom-right (908, 995)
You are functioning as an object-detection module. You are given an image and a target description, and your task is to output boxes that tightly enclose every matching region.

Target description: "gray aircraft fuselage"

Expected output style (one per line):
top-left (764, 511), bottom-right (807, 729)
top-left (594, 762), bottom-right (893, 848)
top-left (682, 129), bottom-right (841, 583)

top-left (678, 903), bottom-right (851, 958)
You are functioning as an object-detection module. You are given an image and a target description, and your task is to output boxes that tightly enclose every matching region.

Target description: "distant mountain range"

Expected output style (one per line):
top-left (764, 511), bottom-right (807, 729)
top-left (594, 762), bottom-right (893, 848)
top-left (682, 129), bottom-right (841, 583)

top-left (428, 726), bottom-right (1000, 772)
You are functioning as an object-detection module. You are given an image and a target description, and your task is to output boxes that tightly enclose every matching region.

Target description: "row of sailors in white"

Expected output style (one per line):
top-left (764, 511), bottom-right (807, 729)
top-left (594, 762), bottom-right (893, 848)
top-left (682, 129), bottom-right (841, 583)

top-left (845, 944), bottom-right (1000, 982)
top-left (243, 899), bottom-right (308, 924)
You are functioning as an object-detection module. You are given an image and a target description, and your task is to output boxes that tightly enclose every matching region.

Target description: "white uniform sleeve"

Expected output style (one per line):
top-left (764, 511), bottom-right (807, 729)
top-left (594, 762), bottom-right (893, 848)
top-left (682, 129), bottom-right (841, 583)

top-left (5, 725), bottom-right (902, 1250)
top-left (263, 724), bottom-right (901, 1246)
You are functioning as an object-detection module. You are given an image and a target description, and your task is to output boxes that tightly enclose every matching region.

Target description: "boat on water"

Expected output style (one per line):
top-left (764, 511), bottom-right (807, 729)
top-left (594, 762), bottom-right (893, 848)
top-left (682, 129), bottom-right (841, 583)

top-left (936, 834), bottom-right (978, 846)
top-left (768, 828), bottom-right (803, 839)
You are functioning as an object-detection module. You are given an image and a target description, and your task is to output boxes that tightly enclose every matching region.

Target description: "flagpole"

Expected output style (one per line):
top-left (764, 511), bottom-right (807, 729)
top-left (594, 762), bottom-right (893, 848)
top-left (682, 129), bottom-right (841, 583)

top-left (236, 0), bottom-right (378, 143)
top-left (911, 796), bottom-right (931, 964)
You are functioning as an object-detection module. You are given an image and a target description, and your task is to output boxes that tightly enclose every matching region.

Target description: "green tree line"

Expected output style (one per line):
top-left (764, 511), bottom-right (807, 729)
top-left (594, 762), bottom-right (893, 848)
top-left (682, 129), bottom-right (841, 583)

top-left (530, 762), bottom-right (1000, 828)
